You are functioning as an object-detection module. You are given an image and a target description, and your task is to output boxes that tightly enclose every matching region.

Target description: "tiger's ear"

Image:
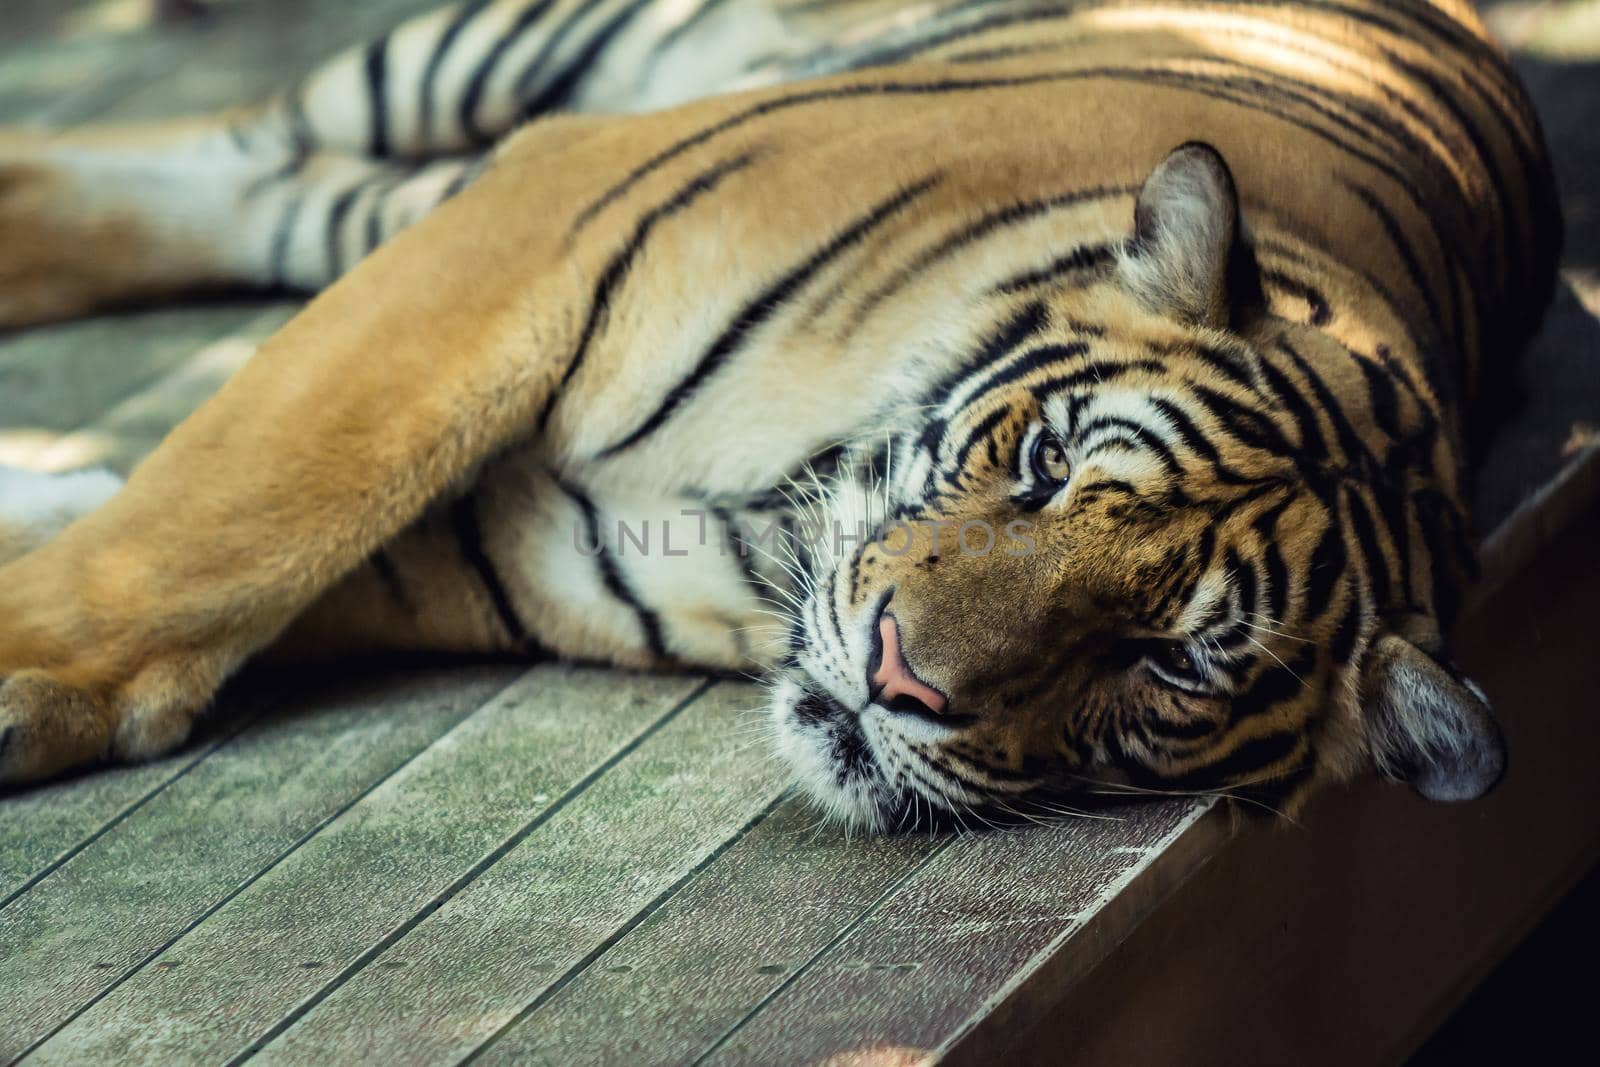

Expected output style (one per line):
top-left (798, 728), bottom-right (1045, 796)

top-left (1359, 633), bottom-right (1506, 803)
top-left (1118, 142), bottom-right (1243, 329)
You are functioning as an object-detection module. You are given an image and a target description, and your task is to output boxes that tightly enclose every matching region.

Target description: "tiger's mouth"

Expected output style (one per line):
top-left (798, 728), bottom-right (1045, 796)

top-left (772, 585), bottom-right (978, 830)
top-left (770, 672), bottom-right (900, 830)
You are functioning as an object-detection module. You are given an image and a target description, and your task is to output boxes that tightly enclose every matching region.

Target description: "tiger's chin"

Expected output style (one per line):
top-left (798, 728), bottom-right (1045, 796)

top-left (769, 675), bottom-right (906, 834)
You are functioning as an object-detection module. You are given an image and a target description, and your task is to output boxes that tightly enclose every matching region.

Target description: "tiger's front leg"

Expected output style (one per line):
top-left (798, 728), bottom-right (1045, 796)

top-left (0, 128), bottom-right (603, 785)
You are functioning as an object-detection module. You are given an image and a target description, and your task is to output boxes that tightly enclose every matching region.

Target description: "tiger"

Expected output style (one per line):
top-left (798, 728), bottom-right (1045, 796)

top-left (0, 0), bottom-right (1561, 830)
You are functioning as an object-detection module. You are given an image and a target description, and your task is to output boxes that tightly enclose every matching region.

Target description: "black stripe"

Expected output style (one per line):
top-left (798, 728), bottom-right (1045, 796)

top-left (795, 4), bottom-right (1083, 74)
top-left (510, 0), bottom-right (601, 108)
top-left (1276, 342), bottom-right (1374, 473)
top-left (572, 73), bottom-right (1086, 238)
top-left (1257, 234), bottom-right (1432, 367)
top-left (945, 405), bottom-right (1011, 484)
top-left (224, 118), bottom-right (253, 154)
top-left (420, 0), bottom-right (493, 145)
top-left (595, 174), bottom-right (943, 457)
top-left (1253, 353), bottom-right (1329, 462)
top-left (518, 0), bottom-right (654, 116)
top-left (1261, 269), bottom-right (1332, 327)
top-left (723, 443), bottom-right (847, 513)
top-left (363, 168), bottom-right (412, 254)
top-left (1341, 484), bottom-right (1392, 610)
top-left (1343, 180), bottom-right (1449, 347)
top-left (1026, 358), bottom-right (1164, 409)
top-left (1071, 478), bottom-right (1138, 507)
top-left (537, 151), bottom-right (757, 433)
top-left (1304, 500), bottom-right (1347, 623)
top-left (916, 301), bottom-right (1049, 430)
top-left (440, 159), bottom-right (486, 202)
top-left (284, 90), bottom-right (316, 154)
top-left (569, 60), bottom-right (1456, 260)
top-left (1379, 478), bottom-right (1417, 610)
top-left (1150, 527), bottom-right (1213, 624)
top-left (1252, 494), bottom-right (1297, 622)
top-left (1356, 351), bottom-right (1403, 442)
top-left (1146, 395), bottom-right (1256, 485)
top-left (370, 549), bottom-right (411, 612)
top-left (845, 185), bottom-right (1132, 338)
top-left (1383, 50), bottom-right (1513, 301)
top-left (364, 34), bottom-right (391, 157)
top-left (1329, 585), bottom-right (1362, 664)
top-left (955, 342), bottom-right (1090, 415)
top-left (1229, 645), bottom-right (1317, 722)
top-left (450, 495), bottom-right (528, 645)
top-left (824, 565), bottom-right (846, 651)
top-left (711, 504), bottom-right (767, 598)
top-left (643, 0), bottom-right (733, 73)
top-left (1413, 489), bottom-right (1463, 626)
top-left (990, 243), bottom-right (1112, 295)
top-left (1229, 750), bottom-right (1315, 812)
top-left (241, 155), bottom-right (308, 202)
top-left (268, 194), bottom-right (305, 288)
top-left (1144, 708), bottom-right (1225, 743)
top-left (1076, 415), bottom-right (1181, 476)
top-left (1170, 729), bottom-right (1303, 790)
top-left (324, 183), bottom-right (363, 280)
top-left (557, 478), bottom-right (668, 658)
top-left (1191, 344), bottom-right (1259, 391)
top-left (460, 0), bottom-right (559, 144)
top-left (1185, 384), bottom-right (1295, 459)
top-left (1226, 548), bottom-right (1257, 620)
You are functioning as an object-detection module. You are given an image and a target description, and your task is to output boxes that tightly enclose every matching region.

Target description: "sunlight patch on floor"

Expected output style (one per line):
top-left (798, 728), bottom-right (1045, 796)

top-left (61, 0), bottom-right (157, 40)
top-left (1485, 0), bottom-right (1600, 59)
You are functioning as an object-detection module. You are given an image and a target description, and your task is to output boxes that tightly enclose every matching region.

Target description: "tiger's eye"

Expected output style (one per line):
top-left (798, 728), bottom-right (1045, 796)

top-left (1150, 640), bottom-right (1201, 680)
top-left (1031, 435), bottom-right (1071, 484)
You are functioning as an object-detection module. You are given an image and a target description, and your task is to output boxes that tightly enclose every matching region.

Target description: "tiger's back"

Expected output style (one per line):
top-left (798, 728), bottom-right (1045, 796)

top-left (394, 0), bottom-right (1560, 665)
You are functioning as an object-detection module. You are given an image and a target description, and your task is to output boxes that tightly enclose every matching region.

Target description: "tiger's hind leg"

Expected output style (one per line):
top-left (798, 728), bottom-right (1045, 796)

top-left (0, 1), bottom-right (812, 328)
top-left (0, 122), bottom-right (493, 328)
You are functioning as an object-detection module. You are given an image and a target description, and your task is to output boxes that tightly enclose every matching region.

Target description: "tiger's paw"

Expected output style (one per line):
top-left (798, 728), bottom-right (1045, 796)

top-left (0, 464), bottom-right (224, 786)
top-left (0, 657), bottom-right (219, 787)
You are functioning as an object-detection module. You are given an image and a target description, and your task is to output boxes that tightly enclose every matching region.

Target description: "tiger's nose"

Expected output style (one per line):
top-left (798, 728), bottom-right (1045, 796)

top-left (871, 612), bottom-right (949, 717)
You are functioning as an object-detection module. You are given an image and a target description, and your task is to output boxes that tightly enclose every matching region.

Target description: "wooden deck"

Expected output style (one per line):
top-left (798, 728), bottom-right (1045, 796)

top-left (2, 3), bottom-right (1598, 1064)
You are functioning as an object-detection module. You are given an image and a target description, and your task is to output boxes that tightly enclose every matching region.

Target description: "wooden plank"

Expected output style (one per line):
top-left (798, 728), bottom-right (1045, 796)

top-left (474, 797), bottom-right (948, 1067)
top-left (0, 304), bottom-right (290, 448)
top-left (81, 0), bottom-right (444, 122)
top-left (0, 664), bottom-right (519, 1060)
top-left (0, 707), bottom-right (255, 908)
top-left (702, 799), bottom-right (1211, 1065)
top-left (0, 1), bottom-right (439, 127)
top-left (27, 668), bottom-right (708, 1065)
top-left (0, 1), bottom-right (95, 44)
top-left (0, 5), bottom-right (160, 126)
top-left (247, 683), bottom-right (785, 1065)
top-left (990, 507), bottom-right (1600, 1066)
top-left (6, 304), bottom-right (298, 474)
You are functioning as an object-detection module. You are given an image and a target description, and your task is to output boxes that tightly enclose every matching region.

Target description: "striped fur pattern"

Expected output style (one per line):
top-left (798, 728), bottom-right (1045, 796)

top-left (0, 1), bottom-right (1559, 828)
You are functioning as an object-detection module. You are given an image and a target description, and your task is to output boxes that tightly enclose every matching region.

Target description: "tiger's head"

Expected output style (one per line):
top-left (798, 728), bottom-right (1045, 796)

top-left (772, 143), bottom-right (1505, 829)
